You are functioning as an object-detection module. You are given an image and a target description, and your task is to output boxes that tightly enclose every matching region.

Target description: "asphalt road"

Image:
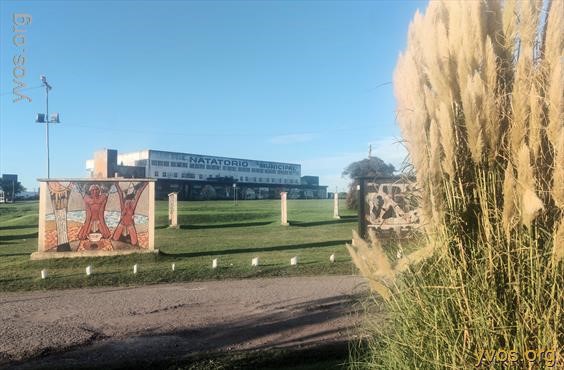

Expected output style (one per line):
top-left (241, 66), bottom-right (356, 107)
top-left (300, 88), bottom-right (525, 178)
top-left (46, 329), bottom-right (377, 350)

top-left (0, 276), bottom-right (368, 369)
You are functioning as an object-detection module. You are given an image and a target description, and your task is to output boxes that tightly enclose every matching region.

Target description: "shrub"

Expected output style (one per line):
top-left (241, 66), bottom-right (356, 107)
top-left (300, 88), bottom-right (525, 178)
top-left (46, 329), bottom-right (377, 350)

top-left (348, 0), bottom-right (563, 368)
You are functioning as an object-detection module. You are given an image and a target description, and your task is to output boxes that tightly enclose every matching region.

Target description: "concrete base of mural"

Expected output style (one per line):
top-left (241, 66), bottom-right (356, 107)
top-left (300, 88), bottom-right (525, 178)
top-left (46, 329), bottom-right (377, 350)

top-left (30, 249), bottom-right (159, 260)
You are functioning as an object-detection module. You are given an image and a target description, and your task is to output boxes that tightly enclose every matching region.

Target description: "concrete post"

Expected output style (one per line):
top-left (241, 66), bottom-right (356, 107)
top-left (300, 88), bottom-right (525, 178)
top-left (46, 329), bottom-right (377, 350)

top-left (168, 192), bottom-right (178, 228)
top-left (280, 192), bottom-right (289, 226)
top-left (333, 192), bottom-right (340, 219)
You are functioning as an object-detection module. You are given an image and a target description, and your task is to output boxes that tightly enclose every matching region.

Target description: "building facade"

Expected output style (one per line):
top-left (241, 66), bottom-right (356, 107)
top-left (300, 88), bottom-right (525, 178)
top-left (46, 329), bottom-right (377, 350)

top-left (86, 149), bottom-right (327, 200)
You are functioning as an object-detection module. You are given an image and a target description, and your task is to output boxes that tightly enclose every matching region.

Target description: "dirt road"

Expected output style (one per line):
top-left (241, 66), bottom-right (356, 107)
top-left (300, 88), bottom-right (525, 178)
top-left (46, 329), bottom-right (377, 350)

top-left (0, 276), bottom-right (368, 369)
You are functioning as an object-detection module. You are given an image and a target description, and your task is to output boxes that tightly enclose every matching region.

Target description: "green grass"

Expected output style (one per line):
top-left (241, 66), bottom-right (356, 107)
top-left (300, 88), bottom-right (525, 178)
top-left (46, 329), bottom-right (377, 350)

top-left (161, 343), bottom-right (350, 370)
top-left (0, 199), bottom-right (358, 292)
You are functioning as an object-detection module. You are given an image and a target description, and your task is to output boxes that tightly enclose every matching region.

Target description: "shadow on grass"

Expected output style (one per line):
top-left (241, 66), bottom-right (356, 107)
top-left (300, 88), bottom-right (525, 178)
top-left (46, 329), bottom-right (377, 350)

top-left (0, 224), bottom-right (38, 231)
top-left (180, 221), bottom-right (273, 230)
top-left (289, 218), bottom-right (356, 227)
top-left (0, 252), bottom-right (30, 257)
top-left (160, 239), bottom-right (350, 259)
top-left (0, 232), bottom-right (38, 241)
top-left (0, 240), bottom-right (19, 246)
top-left (155, 221), bottom-right (273, 230)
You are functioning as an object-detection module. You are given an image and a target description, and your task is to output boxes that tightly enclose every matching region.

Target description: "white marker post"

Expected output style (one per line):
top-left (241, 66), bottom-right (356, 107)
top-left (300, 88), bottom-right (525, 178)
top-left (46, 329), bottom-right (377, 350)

top-left (252, 257), bottom-right (259, 266)
top-left (212, 259), bottom-right (218, 269)
top-left (86, 265), bottom-right (92, 276)
top-left (133, 264), bottom-right (138, 274)
top-left (168, 192), bottom-right (178, 229)
top-left (41, 269), bottom-right (47, 279)
top-left (171, 263), bottom-right (176, 271)
top-left (333, 193), bottom-right (340, 219)
top-left (280, 192), bottom-right (289, 226)
top-left (290, 256), bottom-right (298, 266)
top-left (329, 254), bottom-right (335, 263)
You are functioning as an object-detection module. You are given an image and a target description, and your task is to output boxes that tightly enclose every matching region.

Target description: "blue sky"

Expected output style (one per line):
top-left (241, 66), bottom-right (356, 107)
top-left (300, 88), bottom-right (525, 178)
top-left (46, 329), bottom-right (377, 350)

top-left (0, 0), bottom-right (426, 192)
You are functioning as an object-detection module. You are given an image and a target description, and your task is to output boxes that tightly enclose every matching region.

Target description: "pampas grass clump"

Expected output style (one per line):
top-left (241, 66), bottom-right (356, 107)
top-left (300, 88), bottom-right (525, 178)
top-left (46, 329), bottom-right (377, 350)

top-left (349, 0), bottom-right (563, 368)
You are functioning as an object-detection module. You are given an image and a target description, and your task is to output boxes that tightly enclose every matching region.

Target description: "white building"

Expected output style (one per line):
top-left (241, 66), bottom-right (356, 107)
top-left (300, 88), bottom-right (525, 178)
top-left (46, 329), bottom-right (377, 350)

top-left (86, 149), bottom-right (326, 200)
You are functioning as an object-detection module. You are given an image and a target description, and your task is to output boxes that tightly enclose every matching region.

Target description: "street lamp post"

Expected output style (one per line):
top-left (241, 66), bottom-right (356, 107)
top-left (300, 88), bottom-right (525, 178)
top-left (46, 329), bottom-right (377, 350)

top-left (233, 183), bottom-right (237, 205)
top-left (36, 75), bottom-right (60, 178)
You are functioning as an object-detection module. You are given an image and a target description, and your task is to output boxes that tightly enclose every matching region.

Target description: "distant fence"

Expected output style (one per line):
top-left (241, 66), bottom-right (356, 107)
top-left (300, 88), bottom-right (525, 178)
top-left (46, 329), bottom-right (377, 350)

top-left (357, 176), bottom-right (421, 239)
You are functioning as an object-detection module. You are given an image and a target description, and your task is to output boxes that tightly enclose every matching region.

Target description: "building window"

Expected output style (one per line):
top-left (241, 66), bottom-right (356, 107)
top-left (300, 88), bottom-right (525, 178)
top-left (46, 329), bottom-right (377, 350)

top-left (173, 172), bottom-right (178, 178)
top-left (162, 172), bottom-right (167, 177)
top-left (199, 174), bottom-right (204, 179)
top-left (154, 171), bottom-right (159, 177)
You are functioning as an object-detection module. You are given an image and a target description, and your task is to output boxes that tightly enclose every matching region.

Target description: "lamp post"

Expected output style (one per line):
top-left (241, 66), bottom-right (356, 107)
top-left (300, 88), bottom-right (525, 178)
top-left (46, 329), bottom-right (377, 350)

top-left (36, 75), bottom-right (60, 178)
top-left (233, 183), bottom-right (237, 205)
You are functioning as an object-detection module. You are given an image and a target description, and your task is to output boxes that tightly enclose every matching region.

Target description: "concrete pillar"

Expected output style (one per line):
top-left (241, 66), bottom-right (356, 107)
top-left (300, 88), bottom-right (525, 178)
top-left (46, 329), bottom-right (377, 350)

top-left (280, 192), bottom-right (289, 226)
top-left (168, 192), bottom-right (178, 228)
top-left (333, 193), bottom-right (340, 219)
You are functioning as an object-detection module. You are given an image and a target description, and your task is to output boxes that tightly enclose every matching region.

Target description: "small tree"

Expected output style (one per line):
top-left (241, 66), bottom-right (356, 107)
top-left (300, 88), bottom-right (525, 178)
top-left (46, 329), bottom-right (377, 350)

top-left (342, 156), bottom-right (395, 209)
top-left (0, 179), bottom-right (25, 201)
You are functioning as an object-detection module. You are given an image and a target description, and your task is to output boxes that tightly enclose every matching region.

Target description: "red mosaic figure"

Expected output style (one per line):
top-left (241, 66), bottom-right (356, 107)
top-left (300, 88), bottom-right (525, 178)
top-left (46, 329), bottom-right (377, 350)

top-left (112, 182), bottom-right (147, 246)
top-left (78, 184), bottom-right (111, 240)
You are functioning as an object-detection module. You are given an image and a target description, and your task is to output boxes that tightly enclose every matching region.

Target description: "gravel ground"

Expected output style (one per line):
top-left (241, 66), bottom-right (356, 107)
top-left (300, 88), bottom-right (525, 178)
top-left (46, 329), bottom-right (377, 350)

top-left (0, 276), bottom-right (368, 369)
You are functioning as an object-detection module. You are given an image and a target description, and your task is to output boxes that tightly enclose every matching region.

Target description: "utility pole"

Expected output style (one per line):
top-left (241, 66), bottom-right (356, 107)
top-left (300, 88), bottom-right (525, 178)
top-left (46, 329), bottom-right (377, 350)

top-left (36, 75), bottom-right (60, 178)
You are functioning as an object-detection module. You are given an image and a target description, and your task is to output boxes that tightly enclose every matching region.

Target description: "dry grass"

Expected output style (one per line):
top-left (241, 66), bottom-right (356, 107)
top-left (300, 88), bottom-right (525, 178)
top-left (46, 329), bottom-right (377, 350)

top-left (350, 0), bottom-right (563, 368)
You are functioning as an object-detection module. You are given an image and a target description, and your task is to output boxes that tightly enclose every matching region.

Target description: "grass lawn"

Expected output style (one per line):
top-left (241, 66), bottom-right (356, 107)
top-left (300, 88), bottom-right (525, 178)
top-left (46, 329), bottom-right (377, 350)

top-left (0, 199), bottom-right (358, 291)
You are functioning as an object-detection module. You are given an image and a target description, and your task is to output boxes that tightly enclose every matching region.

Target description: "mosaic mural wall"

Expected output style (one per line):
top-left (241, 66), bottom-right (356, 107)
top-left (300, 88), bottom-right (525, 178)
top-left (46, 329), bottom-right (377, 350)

top-left (363, 179), bottom-right (420, 238)
top-left (37, 180), bottom-right (154, 253)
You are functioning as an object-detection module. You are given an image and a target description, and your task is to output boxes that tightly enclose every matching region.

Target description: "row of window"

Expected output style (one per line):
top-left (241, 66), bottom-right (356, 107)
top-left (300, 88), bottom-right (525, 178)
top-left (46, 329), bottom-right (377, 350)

top-left (238, 177), bottom-right (299, 184)
top-left (152, 171), bottom-right (299, 184)
top-left (151, 160), bottom-right (190, 168)
top-left (152, 152), bottom-right (188, 161)
top-left (151, 160), bottom-right (170, 167)
top-left (155, 171), bottom-right (201, 179)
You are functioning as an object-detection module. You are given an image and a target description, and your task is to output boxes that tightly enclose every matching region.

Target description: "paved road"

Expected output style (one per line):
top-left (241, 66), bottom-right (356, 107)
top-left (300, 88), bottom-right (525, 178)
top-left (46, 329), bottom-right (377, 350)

top-left (0, 276), bottom-right (368, 369)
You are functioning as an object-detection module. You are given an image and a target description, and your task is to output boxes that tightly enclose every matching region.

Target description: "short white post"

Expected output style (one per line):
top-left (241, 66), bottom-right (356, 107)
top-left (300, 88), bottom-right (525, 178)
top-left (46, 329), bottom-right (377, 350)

top-left (290, 256), bottom-right (298, 266)
top-left (333, 193), bottom-right (340, 219)
top-left (168, 192), bottom-right (178, 228)
top-left (171, 263), bottom-right (176, 271)
top-left (252, 257), bottom-right (259, 266)
top-left (86, 265), bottom-right (92, 276)
top-left (133, 264), bottom-right (138, 274)
top-left (280, 191), bottom-right (288, 226)
top-left (329, 254), bottom-right (335, 263)
top-left (41, 269), bottom-right (47, 279)
top-left (212, 259), bottom-right (218, 269)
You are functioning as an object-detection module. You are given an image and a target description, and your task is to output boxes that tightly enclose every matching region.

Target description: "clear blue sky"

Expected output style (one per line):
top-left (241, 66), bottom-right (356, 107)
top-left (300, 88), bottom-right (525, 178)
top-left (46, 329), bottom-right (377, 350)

top-left (1, 0), bottom-right (426, 192)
